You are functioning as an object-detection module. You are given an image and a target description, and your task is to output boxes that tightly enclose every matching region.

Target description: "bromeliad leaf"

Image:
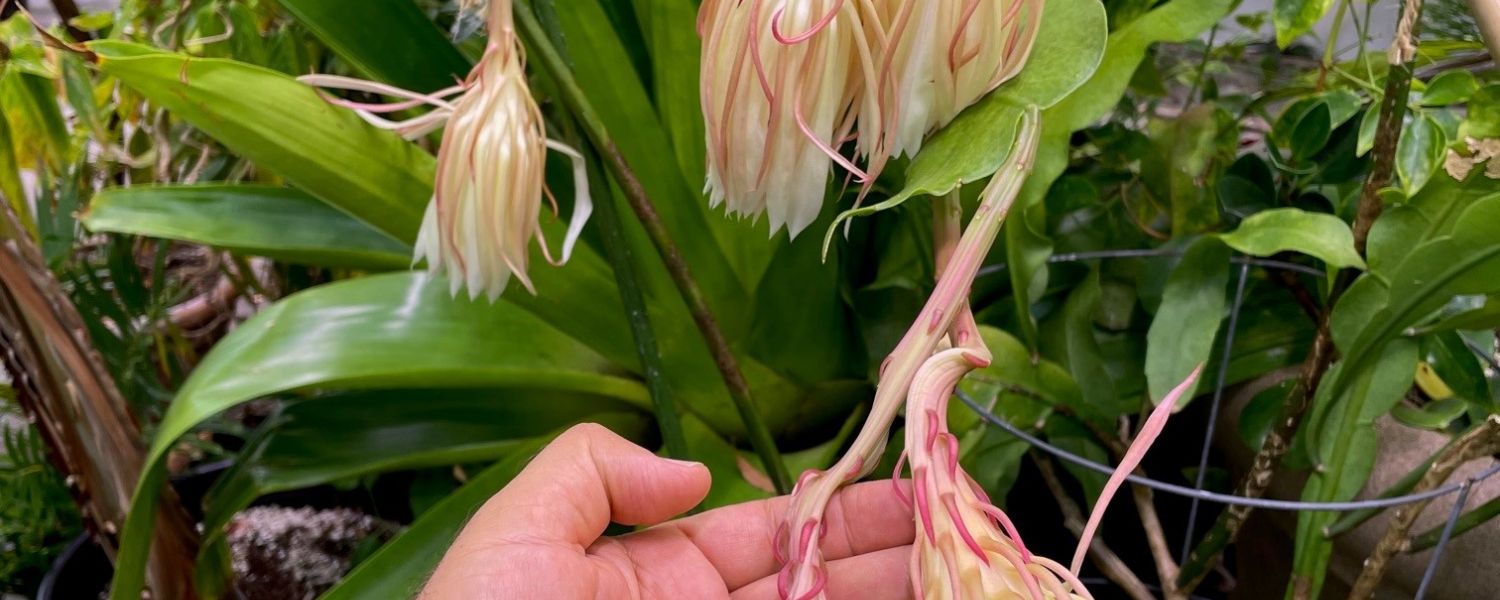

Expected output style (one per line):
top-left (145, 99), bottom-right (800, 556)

top-left (82, 185), bottom-right (412, 271)
top-left (88, 41), bottom-right (433, 242)
top-left (276, 0), bottom-right (471, 92)
top-left (1216, 207), bottom-right (1366, 271)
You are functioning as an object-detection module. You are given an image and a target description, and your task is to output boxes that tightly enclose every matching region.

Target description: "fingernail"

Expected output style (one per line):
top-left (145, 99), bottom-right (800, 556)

top-left (664, 457), bottom-right (704, 469)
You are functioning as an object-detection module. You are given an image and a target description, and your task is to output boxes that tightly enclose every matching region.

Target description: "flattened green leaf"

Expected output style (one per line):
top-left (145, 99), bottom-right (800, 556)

top-left (82, 185), bottom-right (412, 270)
top-left (1054, 270), bottom-right (1125, 418)
top-left (1217, 207), bottom-right (1366, 270)
top-left (1145, 237), bottom-right (1229, 407)
top-left (1292, 339), bottom-right (1418, 597)
top-left (88, 41), bottom-right (432, 242)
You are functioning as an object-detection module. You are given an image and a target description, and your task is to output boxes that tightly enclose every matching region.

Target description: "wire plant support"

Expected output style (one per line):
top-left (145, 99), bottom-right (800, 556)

top-left (965, 248), bottom-right (1500, 599)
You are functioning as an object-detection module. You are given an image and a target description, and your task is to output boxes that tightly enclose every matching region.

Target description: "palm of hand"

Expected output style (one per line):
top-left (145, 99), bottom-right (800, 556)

top-left (421, 424), bottom-right (914, 600)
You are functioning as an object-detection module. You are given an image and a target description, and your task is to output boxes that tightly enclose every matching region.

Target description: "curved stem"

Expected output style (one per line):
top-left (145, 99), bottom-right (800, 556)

top-left (512, 0), bottom-right (790, 492)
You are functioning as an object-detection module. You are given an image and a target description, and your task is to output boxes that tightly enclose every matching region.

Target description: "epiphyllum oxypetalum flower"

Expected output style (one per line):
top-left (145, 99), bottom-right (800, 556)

top-left (300, 0), bottom-right (590, 301)
top-left (871, 0), bottom-right (1044, 160)
top-left (699, 0), bottom-right (879, 238)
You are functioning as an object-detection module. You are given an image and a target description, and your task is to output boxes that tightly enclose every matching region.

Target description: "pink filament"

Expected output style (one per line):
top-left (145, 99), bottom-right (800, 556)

top-left (798, 520), bottom-right (819, 561)
top-left (913, 467), bottom-right (935, 542)
top-left (925, 410), bottom-right (939, 451)
top-left (978, 503), bottom-right (1032, 562)
top-left (777, 565), bottom-right (793, 599)
top-left (941, 493), bottom-right (988, 565)
top-left (769, 1), bottom-right (845, 45)
top-left (892, 452), bottom-right (912, 508)
top-left (792, 565), bottom-right (828, 600)
top-left (773, 521), bottom-right (789, 564)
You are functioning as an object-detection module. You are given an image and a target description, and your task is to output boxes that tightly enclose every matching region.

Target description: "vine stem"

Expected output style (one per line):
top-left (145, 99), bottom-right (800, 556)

top-left (1176, 0), bottom-right (1424, 592)
top-left (512, 1), bottom-right (790, 492)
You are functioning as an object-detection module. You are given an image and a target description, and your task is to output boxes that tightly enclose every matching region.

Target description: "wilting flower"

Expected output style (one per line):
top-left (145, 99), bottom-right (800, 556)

top-left (301, 0), bottom-right (590, 301)
top-left (699, 0), bottom-right (879, 238)
top-left (869, 0), bottom-right (1044, 161)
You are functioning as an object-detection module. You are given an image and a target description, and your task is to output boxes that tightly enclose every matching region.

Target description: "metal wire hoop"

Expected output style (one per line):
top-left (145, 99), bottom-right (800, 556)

top-left (969, 248), bottom-right (1500, 598)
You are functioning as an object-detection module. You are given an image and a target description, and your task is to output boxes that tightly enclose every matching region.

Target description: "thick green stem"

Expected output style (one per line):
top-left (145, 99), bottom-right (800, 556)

top-left (512, 1), bottom-right (790, 492)
top-left (584, 149), bottom-right (689, 460)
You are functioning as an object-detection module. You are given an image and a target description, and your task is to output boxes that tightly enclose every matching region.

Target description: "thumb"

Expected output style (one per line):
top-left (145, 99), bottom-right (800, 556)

top-left (466, 423), bottom-right (710, 547)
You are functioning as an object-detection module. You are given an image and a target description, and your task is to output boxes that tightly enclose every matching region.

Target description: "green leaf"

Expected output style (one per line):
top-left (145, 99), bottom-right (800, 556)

top-left (1238, 379), bottom-right (1295, 449)
top-left (820, 0), bottom-right (1107, 238)
top-left (1421, 331), bottom-right (1492, 410)
top-left (88, 41), bottom-right (432, 242)
top-left (276, 0), bottom-right (471, 92)
top-left (1287, 101), bottom-right (1331, 162)
top-left (1051, 270), bottom-right (1126, 418)
top-left (1420, 70), bottom-right (1478, 106)
top-left (1365, 173), bottom-right (1500, 274)
top-left (1396, 114), bottom-right (1446, 197)
top-left (1423, 295), bottom-right (1500, 332)
top-left (0, 70), bottom-right (70, 172)
top-left (1356, 106), bottom-right (1379, 157)
top-left (110, 273), bottom-right (648, 599)
top-left (545, 1), bottom-right (754, 305)
top-left (1217, 207), bottom-right (1366, 270)
top-left (320, 437), bottom-right (552, 600)
top-left (1292, 339), bottom-right (1419, 597)
top-left (82, 185), bottom-right (412, 270)
top-left (1002, 0), bottom-right (1230, 347)
top-left (1274, 0), bottom-right (1334, 47)
top-left (999, 0), bottom-right (1109, 109)
top-left (962, 326), bottom-right (1082, 415)
top-left (1145, 237), bottom-right (1229, 407)
top-left (1466, 84), bottom-right (1500, 138)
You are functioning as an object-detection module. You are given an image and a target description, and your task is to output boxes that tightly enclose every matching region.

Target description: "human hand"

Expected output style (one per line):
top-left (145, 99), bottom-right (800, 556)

top-left (420, 423), bottom-right (914, 599)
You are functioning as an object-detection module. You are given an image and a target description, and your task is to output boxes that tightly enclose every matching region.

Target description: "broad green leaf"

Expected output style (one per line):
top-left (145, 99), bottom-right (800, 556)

top-left (1292, 339), bottom-right (1418, 597)
top-left (1320, 89), bottom-right (1363, 129)
top-left (88, 41), bottom-right (432, 242)
top-left (961, 326), bottom-right (1082, 414)
top-left (82, 185), bottom-right (412, 270)
top-left (0, 99), bottom-right (29, 236)
top-left (820, 0), bottom-right (1107, 238)
top-left (1145, 237), bottom-right (1229, 407)
top-left (1274, 0), bottom-right (1334, 47)
top-left (1237, 379), bottom-right (1295, 449)
top-left (1396, 114), bottom-right (1446, 197)
top-left (1217, 207), bottom-right (1366, 270)
top-left (1421, 70), bottom-right (1478, 106)
top-left (110, 273), bottom-right (648, 599)
top-left (1004, 190), bottom-right (1055, 349)
top-left (320, 437), bottom-right (553, 600)
top-left (277, 0), bottom-right (471, 92)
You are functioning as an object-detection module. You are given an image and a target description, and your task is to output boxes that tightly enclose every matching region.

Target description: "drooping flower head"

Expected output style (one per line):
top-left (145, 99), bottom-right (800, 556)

top-left (870, 0), bottom-right (1045, 161)
top-left (699, 0), bottom-right (879, 238)
top-left (301, 0), bottom-right (590, 301)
